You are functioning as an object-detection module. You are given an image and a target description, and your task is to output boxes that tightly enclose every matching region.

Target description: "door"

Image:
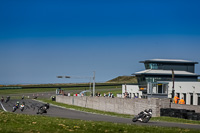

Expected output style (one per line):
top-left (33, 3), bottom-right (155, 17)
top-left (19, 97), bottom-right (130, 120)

top-left (158, 84), bottom-right (162, 93)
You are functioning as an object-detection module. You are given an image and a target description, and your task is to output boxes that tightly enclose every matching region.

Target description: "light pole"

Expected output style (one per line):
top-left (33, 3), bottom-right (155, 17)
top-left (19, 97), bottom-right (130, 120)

top-left (171, 69), bottom-right (175, 99)
top-left (93, 71), bottom-right (95, 97)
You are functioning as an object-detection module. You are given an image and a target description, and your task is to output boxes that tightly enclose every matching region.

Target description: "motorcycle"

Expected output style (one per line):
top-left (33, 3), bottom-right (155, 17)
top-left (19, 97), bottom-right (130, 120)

top-left (20, 104), bottom-right (25, 112)
top-left (12, 101), bottom-right (20, 112)
top-left (37, 103), bottom-right (49, 114)
top-left (5, 96), bottom-right (10, 103)
top-left (132, 109), bottom-right (152, 123)
top-left (12, 104), bottom-right (19, 112)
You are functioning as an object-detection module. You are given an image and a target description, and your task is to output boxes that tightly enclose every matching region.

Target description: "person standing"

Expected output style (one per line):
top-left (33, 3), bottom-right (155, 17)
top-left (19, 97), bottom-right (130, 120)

top-left (173, 94), bottom-right (180, 104)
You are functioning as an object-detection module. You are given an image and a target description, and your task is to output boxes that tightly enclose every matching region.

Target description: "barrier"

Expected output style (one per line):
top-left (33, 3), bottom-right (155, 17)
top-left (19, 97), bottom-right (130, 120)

top-left (56, 95), bottom-right (171, 117)
top-left (160, 108), bottom-right (200, 121)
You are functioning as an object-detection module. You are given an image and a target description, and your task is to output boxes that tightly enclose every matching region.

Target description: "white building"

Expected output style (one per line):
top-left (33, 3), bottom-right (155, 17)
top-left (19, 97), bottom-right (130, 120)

top-left (123, 81), bottom-right (200, 105)
top-left (123, 59), bottom-right (200, 105)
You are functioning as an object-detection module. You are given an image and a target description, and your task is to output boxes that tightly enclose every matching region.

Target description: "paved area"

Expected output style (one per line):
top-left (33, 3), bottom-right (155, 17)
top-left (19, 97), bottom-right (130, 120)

top-left (1, 99), bottom-right (200, 130)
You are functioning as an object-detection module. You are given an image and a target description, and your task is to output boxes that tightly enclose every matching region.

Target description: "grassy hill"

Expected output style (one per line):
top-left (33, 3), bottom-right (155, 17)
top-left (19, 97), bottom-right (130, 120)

top-left (107, 76), bottom-right (137, 83)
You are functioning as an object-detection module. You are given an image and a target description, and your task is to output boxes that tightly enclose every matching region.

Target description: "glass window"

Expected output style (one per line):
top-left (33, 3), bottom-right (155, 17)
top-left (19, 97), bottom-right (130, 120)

top-left (148, 83), bottom-right (168, 94)
top-left (145, 63), bottom-right (150, 69)
top-left (149, 63), bottom-right (158, 69)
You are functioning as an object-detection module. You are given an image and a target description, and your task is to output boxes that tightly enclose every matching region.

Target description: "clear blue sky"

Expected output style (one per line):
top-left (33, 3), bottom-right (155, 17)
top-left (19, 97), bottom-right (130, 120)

top-left (0, 0), bottom-right (200, 84)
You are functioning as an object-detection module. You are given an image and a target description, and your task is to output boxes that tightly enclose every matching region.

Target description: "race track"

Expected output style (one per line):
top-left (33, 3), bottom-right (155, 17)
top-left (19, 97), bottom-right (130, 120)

top-left (1, 99), bottom-right (200, 130)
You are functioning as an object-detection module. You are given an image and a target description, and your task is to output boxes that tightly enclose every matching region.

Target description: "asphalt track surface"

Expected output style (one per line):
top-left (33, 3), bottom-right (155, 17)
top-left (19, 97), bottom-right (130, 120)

top-left (1, 99), bottom-right (200, 130)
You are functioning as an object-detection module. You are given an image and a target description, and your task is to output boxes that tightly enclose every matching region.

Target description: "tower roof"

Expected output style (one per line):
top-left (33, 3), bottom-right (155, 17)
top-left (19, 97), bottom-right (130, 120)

top-left (133, 69), bottom-right (199, 76)
top-left (140, 59), bottom-right (198, 64)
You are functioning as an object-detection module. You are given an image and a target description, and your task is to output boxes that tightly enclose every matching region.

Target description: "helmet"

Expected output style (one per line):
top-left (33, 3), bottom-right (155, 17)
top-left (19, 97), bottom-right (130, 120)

top-left (148, 109), bottom-right (152, 112)
top-left (17, 101), bottom-right (19, 104)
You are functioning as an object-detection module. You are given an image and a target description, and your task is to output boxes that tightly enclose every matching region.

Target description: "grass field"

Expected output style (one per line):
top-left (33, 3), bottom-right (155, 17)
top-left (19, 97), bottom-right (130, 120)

top-left (0, 110), bottom-right (199, 133)
top-left (0, 85), bottom-right (122, 95)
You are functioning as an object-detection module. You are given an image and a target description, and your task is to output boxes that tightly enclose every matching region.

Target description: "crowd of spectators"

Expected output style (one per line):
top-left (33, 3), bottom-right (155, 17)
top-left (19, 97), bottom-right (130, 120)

top-left (123, 92), bottom-right (138, 99)
top-left (95, 92), bottom-right (114, 98)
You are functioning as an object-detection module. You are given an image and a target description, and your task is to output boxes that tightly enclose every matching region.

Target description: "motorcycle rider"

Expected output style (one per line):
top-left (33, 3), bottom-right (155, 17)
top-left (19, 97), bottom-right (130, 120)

top-left (148, 109), bottom-right (152, 113)
top-left (138, 109), bottom-right (149, 121)
top-left (5, 96), bottom-right (10, 103)
top-left (16, 101), bottom-right (20, 107)
top-left (13, 102), bottom-right (19, 112)
top-left (20, 103), bottom-right (25, 112)
top-left (37, 103), bottom-right (50, 114)
top-left (132, 108), bottom-right (152, 123)
top-left (22, 95), bottom-right (25, 100)
top-left (1, 96), bottom-right (4, 102)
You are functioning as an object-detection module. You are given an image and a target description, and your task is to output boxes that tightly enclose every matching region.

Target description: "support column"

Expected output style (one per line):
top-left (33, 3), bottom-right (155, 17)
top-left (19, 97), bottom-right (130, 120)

top-left (193, 93), bottom-right (198, 105)
top-left (186, 93), bottom-right (190, 105)
top-left (180, 93), bottom-right (184, 99)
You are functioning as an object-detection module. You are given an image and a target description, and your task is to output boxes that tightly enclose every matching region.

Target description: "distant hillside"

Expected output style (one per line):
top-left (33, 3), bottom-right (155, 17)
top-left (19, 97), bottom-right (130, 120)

top-left (107, 76), bottom-right (138, 83)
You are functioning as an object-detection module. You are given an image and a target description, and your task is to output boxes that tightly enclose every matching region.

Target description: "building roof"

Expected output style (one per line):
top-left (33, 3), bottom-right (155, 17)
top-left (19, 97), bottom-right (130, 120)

top-left (139, 59), bottom-right (198, 64)
top-left (133, 69), bottom-right (199, 76)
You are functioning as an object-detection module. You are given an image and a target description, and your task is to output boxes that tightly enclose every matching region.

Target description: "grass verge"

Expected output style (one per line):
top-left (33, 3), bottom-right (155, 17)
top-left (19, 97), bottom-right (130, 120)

top-left (0, 110), bottom-right (199, 133)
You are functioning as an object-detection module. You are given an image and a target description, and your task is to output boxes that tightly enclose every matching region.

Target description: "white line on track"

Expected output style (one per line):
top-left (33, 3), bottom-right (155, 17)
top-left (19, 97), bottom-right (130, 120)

top-left (0, 102), bottom-right (7, 112)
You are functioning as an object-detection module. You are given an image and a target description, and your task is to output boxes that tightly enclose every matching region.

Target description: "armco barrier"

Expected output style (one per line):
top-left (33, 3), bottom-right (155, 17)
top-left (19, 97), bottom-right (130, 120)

top-left (56, 95), bottom-right (171, 117)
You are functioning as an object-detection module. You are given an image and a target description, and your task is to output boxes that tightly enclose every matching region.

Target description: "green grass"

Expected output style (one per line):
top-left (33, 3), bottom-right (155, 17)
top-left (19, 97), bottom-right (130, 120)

top-left (0, 110), bottom-right (199, 133)
top-left (0, 85), bottom-right (122, 95)
top-left (38, 98), bottom-right (200, 125)
top-left (0, 88), bottom-right (56, 95)
top-left (151, 117), bottom-right (200, 125)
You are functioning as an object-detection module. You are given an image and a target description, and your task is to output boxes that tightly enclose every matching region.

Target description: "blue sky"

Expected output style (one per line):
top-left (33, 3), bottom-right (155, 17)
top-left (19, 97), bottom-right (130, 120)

top-left (0, 0), bottom-right (200, 84)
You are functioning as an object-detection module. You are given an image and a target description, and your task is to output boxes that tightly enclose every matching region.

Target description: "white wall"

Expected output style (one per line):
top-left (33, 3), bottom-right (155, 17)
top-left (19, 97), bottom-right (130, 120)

top-left (122, 84), bottom-right (142, 98)
top-left (168, 81), bottom-right (200, 105)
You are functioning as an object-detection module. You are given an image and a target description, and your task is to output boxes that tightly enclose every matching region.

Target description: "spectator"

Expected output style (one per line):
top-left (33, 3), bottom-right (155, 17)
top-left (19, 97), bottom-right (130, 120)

top-left (173, 94), bottom-right (180, 104)
top-left (179, 97), bottom-right (185, 104)
top-left (111, 93), bottom-right (114, 98)
top-left (124, 92), bottom-right (127, 98)
top-left (98, 92), bottom-right (101, 97)
top-left (110, 92), bottom-right (113, 98)
top-left (108, 92), bottom-right (111, 97)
